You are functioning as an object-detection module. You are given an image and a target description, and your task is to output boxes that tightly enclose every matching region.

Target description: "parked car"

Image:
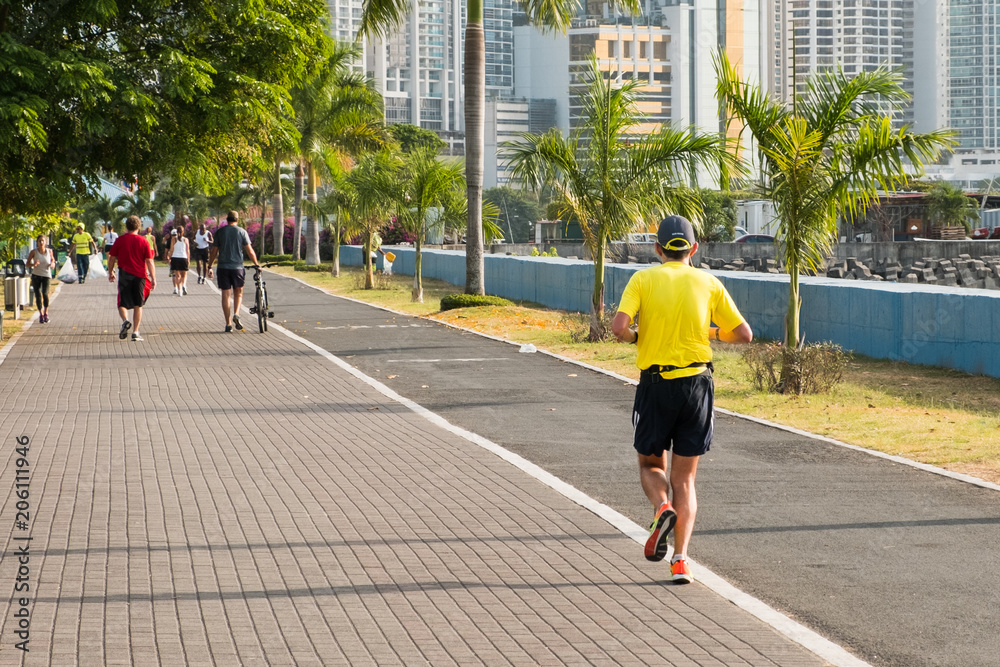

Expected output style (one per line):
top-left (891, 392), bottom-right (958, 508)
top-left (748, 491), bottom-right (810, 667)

top-left (625, 233), bottom-right (656, 244)
top-left (733, 226), bottom-right (749, 239)
top-left (972, 227), bottom-right (1000, 240)
top-left (735, 234), bottom-right (775, 244)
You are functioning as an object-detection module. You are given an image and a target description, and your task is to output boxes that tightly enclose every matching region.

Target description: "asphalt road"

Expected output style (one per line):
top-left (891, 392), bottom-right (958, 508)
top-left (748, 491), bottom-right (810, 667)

top-left (262, 271), bottom-right (1000, 667)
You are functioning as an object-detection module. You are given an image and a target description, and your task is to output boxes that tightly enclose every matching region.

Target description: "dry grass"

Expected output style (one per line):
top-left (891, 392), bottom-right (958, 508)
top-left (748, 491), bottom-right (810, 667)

top-left (276, 264), bottom-right (1000, 484)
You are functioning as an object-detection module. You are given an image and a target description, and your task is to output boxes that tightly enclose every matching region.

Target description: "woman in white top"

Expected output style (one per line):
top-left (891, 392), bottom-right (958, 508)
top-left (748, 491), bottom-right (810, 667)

top-left (193, 223), bottom-right (213, 284)
top-left (169, 227), bottom-right (191, 295)
top-left (25, 234), bottom-right (54, 323)
top-left (102, 226), bottom-right (118, 254)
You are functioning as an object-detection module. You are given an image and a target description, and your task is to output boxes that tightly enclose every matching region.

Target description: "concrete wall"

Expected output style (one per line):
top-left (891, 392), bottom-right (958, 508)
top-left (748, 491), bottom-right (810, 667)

top-left (341, 246), bottom-right (1000, 378)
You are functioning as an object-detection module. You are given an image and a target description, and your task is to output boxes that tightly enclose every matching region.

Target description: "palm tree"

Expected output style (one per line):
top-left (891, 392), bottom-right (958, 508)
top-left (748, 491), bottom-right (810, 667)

top-left (249, 164), bottom-right (294, 256)
top-left (399, 147), bottom-right (465, 301)
top-left (314, 166), bottom-right (360, 277)
top-left (289, 41), bottom-right (386, 264)
top-left (114, 191), bottom-right (168, 231)
top-left (503, 55), bottom-right (739, 340)
top-left (926, 182), bottom-right (979, 233)
top-left (86, 195), bottom-right (125, 234)
top-left (346, 150), bottom-right (401, 288)
top-left (715, 53), bottom-right (955, 358)
top-left (155, 181), bottom-right (194, 231)
top-left (359, 0), bottom-right (631, 296)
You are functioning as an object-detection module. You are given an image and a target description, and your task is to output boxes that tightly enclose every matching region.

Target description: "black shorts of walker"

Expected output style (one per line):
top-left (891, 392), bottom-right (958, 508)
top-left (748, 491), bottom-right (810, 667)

top-left (117, 271), bottom-right (147, 310)
top-left (216, 267), bottom-right (245, 291)
top-left (632, 369), bottom-right (714, 458)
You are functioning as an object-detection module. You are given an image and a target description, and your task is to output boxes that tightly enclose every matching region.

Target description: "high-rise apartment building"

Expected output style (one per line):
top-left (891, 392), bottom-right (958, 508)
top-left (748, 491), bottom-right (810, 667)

top-left (773, 0), bottom-right (912, 116)
top-left (366, 0), bottom-right (465, 136)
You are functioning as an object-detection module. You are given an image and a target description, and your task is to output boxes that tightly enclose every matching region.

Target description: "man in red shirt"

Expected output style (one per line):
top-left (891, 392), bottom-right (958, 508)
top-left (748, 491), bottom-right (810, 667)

top-left (107, 216), bottom-right (157, 342)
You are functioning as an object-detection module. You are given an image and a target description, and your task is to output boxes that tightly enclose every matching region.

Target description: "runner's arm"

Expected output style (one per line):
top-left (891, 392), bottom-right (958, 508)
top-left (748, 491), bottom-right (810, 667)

top-left (145, 257), bottom-right (156, 289)
top-left (107, 254), bottom-right (117, 281)
top-left (611, 312), bottom-right (637, 343)
top-left (711, 322), bottom-right (752, 344)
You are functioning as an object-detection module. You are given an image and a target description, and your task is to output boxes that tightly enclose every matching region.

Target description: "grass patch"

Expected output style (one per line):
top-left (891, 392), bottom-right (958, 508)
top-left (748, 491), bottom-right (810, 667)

top-left (274, 264), bottom-right (1000, 484)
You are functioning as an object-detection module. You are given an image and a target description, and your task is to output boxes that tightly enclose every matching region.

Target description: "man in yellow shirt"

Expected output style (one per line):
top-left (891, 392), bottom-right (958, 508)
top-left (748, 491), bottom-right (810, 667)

top-left (612, 215), bottom-right (753, 583)
top-left (70, 224), bottom-right (97, 284)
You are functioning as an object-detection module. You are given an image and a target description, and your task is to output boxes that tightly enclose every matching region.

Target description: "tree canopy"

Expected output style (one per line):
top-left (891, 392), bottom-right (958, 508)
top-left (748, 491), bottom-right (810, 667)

top-left (388, 124), bottom-right (447, 155)
top-left (0, 0), bottom-right (331, 217)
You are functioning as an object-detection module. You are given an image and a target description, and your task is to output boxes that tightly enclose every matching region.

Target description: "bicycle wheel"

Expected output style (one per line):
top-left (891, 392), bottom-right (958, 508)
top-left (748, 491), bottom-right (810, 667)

top-left (256, 284), bottom-right (266, 333)
top-left (260, 284), bottom-right (269, 332)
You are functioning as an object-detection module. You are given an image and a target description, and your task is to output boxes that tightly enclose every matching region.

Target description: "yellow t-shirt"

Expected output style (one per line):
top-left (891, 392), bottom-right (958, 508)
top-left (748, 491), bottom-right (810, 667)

top-left (618, 262), bottom-right (746, 379)
top-left (71, 232), bottom-right (93, 255)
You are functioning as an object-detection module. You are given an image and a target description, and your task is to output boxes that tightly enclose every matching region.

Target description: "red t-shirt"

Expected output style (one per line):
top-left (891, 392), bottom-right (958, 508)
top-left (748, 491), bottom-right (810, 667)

top-left (109, 233), bottom-right (154, 278)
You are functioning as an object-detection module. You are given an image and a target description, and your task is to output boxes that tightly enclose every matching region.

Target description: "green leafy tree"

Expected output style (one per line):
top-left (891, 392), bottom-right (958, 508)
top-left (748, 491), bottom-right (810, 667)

top-left (113, 192), bottom-right (168, 232)
top-left (484, 187), bottom-right (541, 243)
top-left (346, 151), bottom-right (402, 288)
top-left (399, 148), bottom-right (465, 302)
top-left (715, 54), bottom-right (954, 360)
top-left (0, 0), bottom-right (330, 218)
top-left (389, 124), bottom-right (448, 154)
top-left (360, 0), bottom-right (638, 296)
top-left (504, 56), bottom-right (738, 340)
top-left (85, 196), bottom-right (126, 234)
top-left (698, 189), bottom-right (738, 242)
top-left (925, 182), bottom-right (979, 233)
top-left (313, 165), bottom-right (360, 277)
top-left (289, 41), bottom-right (386, 264)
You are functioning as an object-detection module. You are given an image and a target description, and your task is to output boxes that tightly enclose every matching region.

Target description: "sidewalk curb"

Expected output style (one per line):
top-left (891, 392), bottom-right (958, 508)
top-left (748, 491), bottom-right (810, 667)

top-left (269, 271), bottom-right (871, 667)
top-left (275, 271), bottom-right (1000, 494)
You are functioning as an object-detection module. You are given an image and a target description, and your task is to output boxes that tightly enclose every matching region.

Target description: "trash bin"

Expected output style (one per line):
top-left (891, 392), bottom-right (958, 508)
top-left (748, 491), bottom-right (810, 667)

top-left (4, 277), bottom-right (21, 314)
top-left (5, 259), bottom-right (26, 277)
top-left (15, 277), bottom-right (28, 308)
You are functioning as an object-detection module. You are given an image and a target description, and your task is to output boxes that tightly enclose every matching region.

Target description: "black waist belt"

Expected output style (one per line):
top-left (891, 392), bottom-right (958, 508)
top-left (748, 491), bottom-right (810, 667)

top-left (640, 361), bottom-right (713, 383)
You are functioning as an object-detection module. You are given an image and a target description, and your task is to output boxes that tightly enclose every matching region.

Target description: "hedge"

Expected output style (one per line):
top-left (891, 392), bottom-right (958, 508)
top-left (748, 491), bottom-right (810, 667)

top-left (440, 293), bottom-right (515, 311)
top-left (261, 254), bottom-right (293, 263)
top-left (294, 263), bottom-right (333, 272)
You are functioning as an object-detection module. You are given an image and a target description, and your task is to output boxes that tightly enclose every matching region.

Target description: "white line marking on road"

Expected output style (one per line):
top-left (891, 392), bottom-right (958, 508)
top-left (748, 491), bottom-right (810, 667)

top-left (266, 310), bottom-right (871, 667)
top-left (386, 358), bottom-right (511, 363)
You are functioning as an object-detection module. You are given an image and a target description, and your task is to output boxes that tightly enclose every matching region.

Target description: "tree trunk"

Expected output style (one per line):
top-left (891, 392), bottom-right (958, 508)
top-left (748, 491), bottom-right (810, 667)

top-left (305, 163), bottom-right (320, 265)
top-left (292, 161), bottom-right (304, 261)
top-left (589, 242), bottom-right (606, 341)
top-left (331, 223), bottom-right (341, 277)
top-left (259, 201), bottom-right (267, 257)
top-left (412, 236), bottom-right (423, 302)
top-left (272, 159), bottom-right (284, 255)
top-left (363, 231), bottom-right (374, 289)
top-left (463, 7), bottom-right (485, 295)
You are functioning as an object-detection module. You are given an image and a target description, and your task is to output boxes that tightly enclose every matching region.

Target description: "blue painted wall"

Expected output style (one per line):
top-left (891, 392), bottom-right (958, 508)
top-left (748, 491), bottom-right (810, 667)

top-left (341, 246), bottom-right (1000, 378)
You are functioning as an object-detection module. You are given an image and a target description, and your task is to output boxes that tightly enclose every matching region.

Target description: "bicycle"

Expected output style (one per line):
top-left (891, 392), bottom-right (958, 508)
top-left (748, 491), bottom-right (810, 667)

top-left (246, 263), bottom-right (276, 332)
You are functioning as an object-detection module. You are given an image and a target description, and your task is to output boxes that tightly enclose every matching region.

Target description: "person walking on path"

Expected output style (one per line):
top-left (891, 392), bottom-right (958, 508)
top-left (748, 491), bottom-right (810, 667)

top-left (612, 215), bottom-right (753, 584)
top-left (108, 216), bottom-right (156, 342)
top-left (169, 228), bottom-right (191, 295)
top-left (102, 226), bottom-right (118, 254)
top-left (193, 223), bottom-right (213, 284)
top-left (207, 211), bottom-right (259, 333)
top-left (25, 235), bottom-right (54, 323)
top-left (71, 224), bottom-right (97, 284)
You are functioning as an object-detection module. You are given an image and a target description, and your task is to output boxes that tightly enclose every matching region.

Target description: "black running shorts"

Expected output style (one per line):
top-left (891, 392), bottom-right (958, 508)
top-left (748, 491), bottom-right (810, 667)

top-left (632, 371), bottom-right (714, 458)
top-left (169, 257), bottom-right (190, 272)
top-left (216, 267), bottom-right (245, 290)
top-left (117, 271), bottom-right (147, 310)
top-left (192, 247), bottom-right (209, 262)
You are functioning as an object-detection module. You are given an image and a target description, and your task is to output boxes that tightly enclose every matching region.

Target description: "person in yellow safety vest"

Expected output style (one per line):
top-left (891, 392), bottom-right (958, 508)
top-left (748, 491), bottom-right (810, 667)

top-left (70, 224), bottom-right (97, 284)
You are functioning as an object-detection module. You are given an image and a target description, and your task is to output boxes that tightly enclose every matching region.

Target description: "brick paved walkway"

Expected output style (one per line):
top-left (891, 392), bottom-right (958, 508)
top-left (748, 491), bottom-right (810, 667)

top-left (0, 271), bottom-right (829, 666)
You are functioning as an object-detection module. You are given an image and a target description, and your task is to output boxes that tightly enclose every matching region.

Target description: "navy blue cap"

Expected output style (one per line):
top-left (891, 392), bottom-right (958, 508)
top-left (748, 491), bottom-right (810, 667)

top-left (656, 215), bottom-right (695, 251)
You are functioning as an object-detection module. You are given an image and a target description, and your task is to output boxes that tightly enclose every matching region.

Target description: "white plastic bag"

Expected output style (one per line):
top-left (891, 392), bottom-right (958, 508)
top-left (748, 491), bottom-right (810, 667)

top-left (88, 253), bottom-right (108, 278)
top-left (56, 257), bottom-right (77, 284)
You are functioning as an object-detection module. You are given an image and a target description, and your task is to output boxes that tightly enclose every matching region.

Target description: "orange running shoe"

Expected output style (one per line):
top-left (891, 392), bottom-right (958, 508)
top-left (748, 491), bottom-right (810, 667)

top-left (671, 557), bottom-right (693, 584)
top-left (644, 502), bottom-right (676, 562)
